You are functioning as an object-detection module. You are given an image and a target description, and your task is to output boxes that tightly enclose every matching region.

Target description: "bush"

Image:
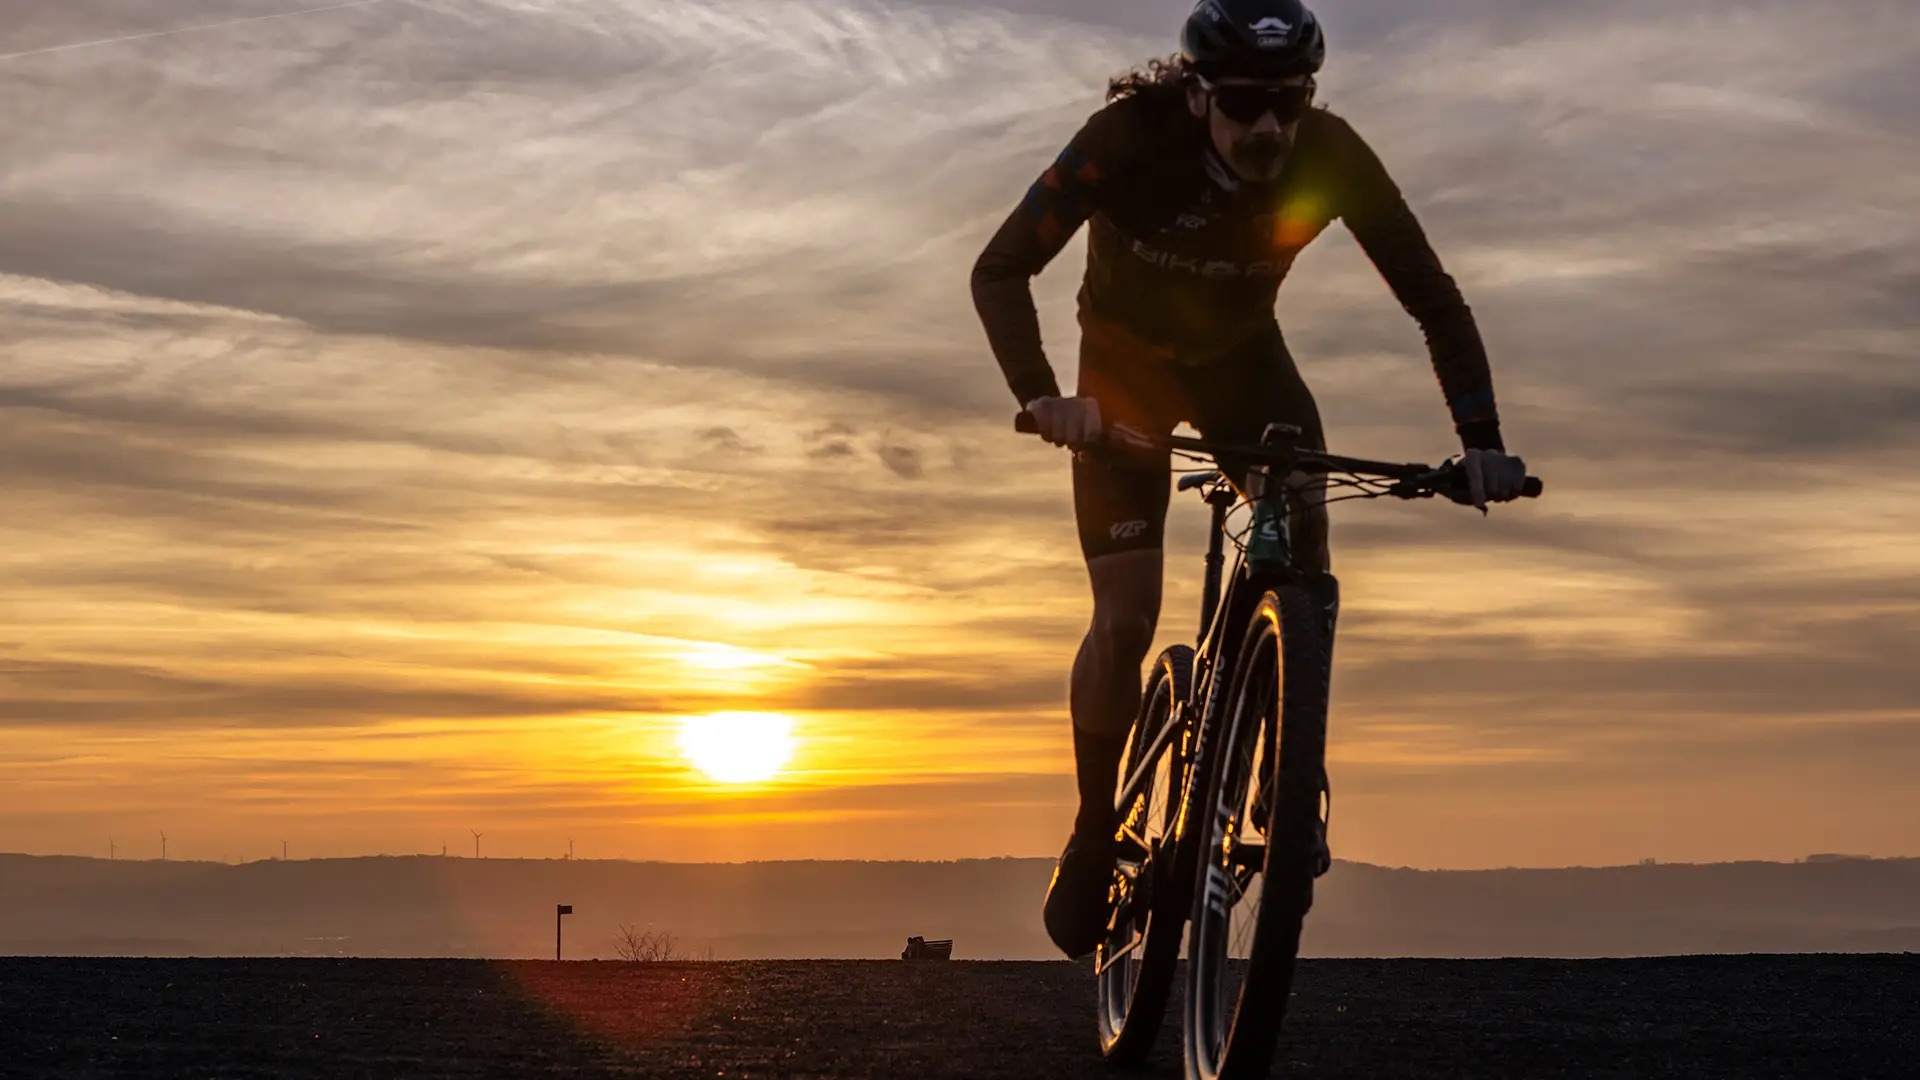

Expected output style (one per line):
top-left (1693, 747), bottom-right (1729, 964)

top-left (613, 924), bottom-right (714, 962)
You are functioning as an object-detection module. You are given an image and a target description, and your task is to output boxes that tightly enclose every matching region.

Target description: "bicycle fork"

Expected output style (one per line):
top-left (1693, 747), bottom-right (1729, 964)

top-left (1246, 466), bottom-right (1341, 881)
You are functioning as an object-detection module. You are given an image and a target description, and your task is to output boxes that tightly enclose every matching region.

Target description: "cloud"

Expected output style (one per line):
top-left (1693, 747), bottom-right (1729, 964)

top-left (876, 441), bottom-right (923, 480)
top-left (0, 0), bottom-right (1916, 864)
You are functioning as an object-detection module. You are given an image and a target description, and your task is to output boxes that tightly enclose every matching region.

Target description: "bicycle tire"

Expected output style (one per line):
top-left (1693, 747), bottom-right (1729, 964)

top-left (1183, 584), bottom-right (1331, 1080)
top-left (1097, 644), bottom-right (1194, 1063)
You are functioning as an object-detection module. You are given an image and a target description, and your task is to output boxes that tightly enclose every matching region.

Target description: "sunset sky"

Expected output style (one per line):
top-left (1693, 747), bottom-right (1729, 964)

top-left (3, 0), bottom-right (1916, 869)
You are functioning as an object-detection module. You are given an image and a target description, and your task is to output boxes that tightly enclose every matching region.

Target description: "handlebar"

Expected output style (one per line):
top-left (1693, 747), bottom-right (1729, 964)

top-left (1015, 411), bottom-right (1543, 502)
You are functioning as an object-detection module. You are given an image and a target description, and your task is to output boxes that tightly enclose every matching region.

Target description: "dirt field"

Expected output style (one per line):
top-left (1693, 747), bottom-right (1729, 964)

top-left (2, 955), bottom-right (1914, 1078)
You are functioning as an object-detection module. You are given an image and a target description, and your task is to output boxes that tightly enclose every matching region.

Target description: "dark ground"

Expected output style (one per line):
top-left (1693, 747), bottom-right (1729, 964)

top-left (1, 956), bottom-right (1914, 1079)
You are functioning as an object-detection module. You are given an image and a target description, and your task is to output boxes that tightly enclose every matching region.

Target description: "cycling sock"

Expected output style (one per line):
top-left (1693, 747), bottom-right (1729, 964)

top-left (1072, 724), bottom-right (1129, 838)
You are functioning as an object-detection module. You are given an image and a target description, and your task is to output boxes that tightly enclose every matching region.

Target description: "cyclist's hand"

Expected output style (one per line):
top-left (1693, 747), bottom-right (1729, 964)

top-left (1024, 395), bottom-right (1103, 449)
top-left (1463, 448), bottom-right (1528, 511)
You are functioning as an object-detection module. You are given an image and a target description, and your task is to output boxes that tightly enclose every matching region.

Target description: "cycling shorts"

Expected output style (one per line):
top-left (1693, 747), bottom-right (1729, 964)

top-left (1073, 319), bottom-right (1325, 561)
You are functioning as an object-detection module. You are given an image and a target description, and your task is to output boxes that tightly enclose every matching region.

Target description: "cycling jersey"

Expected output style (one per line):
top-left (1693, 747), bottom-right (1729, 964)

top-left (971, 86), bottom-right (1503, 451)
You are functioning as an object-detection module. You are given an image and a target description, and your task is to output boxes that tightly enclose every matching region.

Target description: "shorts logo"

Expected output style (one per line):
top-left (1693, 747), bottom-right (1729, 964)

top-left (1111, 520), bottom-right (1150, 541)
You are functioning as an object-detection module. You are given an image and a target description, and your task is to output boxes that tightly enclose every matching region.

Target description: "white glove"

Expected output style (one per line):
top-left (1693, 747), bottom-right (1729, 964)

top-left (1023, 396), bottom-right (1104, 449)
top-left (1462, 447), bottom-right (1528, 511)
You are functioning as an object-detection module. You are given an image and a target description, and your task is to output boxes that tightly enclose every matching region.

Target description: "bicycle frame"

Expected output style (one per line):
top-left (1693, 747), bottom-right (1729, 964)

top-left (1114, 458), bottom-right (1312, 842)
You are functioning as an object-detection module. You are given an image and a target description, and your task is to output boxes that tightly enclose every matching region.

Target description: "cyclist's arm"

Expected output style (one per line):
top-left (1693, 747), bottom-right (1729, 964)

top-left (1334, 118), bottom-right (1504, 452)
top-left (971, 112), bottom-right (1125, 406)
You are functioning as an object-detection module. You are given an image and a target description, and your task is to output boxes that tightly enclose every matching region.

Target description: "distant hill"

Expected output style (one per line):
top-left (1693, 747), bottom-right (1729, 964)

top-left (2, 854), bottom-right (1916, 959)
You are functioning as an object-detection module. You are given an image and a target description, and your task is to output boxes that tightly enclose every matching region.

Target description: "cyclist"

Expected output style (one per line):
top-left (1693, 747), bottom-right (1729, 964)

top-left (971, 0), bottom-right (1529, 958)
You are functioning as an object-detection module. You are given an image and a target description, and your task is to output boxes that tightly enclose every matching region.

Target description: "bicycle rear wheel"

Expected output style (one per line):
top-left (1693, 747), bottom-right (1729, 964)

top-left (1096, 644), bottom-right (1194, 1063)
top-left (1183, 585), bottom-right (1331, 1080)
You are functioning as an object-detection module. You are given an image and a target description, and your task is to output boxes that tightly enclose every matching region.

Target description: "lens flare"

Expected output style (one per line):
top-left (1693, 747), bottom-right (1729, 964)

top-left (678, 712), bottom-right (795, 784)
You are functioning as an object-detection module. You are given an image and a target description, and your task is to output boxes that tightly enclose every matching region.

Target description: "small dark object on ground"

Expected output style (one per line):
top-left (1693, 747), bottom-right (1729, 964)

top-left (1, 955), bottom-right (1916, 1078)
top-left (901, 936), bottom-right (953, 960)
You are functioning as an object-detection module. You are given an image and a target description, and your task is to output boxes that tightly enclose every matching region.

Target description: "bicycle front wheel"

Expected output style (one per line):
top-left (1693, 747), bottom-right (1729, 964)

top-left (1183, 585), bottom-right (1332, 1080)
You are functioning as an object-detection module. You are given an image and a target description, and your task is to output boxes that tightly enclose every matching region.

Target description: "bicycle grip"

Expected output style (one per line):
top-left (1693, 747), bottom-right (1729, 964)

top-left (1443, 470), bottom-right (1546, 504)
top-left (1014, 411), bottom-right (1039, 435)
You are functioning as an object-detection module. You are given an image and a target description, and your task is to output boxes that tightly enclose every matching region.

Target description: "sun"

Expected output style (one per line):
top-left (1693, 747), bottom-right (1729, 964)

top-left (679, 712), bottom-right (796, 784)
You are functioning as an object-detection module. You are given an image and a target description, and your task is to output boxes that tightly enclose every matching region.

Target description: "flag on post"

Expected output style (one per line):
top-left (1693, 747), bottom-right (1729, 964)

top-left (558, 905), bottom-right (573, 915)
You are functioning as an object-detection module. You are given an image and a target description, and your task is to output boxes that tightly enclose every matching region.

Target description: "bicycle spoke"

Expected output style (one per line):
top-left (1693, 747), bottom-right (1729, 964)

top-left (1226, 731), bottom-right (1268, 966)
top-left (1230, 893), bottom-right (1261, 959)
top-left (1094, 931), bottom-right (1146, 975)
top-left (1219, 862), bottom-right (1248, 908)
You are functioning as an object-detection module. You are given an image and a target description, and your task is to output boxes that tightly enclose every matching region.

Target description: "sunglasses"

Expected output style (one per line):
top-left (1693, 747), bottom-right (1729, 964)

top-left (1203, 81), bottom-right (1316, 125)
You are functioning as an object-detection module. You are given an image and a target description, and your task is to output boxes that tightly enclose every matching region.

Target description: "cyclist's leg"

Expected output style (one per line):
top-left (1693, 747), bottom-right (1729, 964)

top-left (1068, 540), bottom-right (1164, 835)
top-left (1190, 325), bottom-right (1336, 869)
top-left (1191, 323), bottom-right (1329, 572)
top-left (1067, 343), bottom-right (1182, 832)
top-left (1041, 340), bottom-right (1180, 958)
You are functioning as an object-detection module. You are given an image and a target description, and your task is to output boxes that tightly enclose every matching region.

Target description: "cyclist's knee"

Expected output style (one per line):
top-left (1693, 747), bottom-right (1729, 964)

top-left (1089, 607), bottom-right (1158, 668)
top-left (1084, 549), bottom-right (1162, 666)
top-left (1296, 501), bottom-right (1330, 572)
top-left (1281, 470), bottom-right (1331, 573)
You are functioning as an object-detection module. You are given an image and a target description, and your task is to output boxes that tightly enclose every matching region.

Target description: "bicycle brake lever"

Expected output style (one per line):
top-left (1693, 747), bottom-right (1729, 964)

top-left (1387, 479), bottom-right (1437, 500)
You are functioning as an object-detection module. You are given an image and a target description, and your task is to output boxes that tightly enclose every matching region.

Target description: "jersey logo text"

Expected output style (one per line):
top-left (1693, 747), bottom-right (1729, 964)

top-left (1129, 238), bottom-right (1289, 279)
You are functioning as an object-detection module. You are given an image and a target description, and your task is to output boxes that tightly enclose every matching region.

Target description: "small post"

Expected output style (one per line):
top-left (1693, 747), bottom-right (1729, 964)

top-left (556, 904), bottom-right (573, 960)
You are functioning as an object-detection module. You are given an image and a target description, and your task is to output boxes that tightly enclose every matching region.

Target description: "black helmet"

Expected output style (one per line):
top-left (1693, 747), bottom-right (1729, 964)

top-left (1181, 0), bottom-right (1325, 81)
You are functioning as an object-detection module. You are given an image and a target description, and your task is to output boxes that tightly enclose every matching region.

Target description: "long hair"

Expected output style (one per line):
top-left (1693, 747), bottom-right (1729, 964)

top-left (1107, 54), bottom-right (1193, 104)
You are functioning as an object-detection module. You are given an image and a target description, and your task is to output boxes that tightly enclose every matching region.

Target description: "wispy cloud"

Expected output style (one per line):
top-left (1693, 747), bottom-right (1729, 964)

top-left (1, 0), bottom-right (1916, 867)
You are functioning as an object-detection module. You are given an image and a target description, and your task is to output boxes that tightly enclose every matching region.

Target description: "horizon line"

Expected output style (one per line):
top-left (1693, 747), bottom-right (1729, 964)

top-left (3, 852), bottom-right (1909, 872)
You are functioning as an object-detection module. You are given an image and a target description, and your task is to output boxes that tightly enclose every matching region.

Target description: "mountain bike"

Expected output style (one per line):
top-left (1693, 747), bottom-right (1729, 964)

top-left (1016, 412), bottom-right (1541, 1079)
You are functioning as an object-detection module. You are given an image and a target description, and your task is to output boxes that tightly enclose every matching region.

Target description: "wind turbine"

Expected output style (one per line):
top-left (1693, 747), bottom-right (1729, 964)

top-left (109, 838), bottom-right (117, 861)
top-left (282, 840), bottom-right (289, 861)
top-left (471, 830), bottom-right (484, 859)
top-left (160, 831), bottom-right (168, 861)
